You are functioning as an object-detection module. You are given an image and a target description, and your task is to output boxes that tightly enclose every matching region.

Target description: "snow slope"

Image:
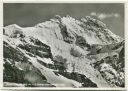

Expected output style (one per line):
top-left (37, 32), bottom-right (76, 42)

top-left (3, 15), bottom-right (124, 88)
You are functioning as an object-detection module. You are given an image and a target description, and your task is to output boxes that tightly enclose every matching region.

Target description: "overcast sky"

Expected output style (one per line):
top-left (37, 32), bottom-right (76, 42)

top-left (4, 3), bottom-right (124, 37)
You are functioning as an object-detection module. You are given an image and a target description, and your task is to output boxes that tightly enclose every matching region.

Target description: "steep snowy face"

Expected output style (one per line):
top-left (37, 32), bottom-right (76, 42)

top-left (35, 15), bottom-right (122, 44)
top-left (3, 15), bottom-right (124, 87)
top-left (4, 30), bottom-right (82, 87)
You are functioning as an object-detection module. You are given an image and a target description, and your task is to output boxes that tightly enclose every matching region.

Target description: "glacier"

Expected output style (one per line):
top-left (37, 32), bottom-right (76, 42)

top-left (3, 15), bottom-right (124, 88)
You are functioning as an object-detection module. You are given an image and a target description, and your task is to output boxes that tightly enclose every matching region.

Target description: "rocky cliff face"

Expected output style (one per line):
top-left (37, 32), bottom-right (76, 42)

top-left (3, 15), bottom-right (124, 87)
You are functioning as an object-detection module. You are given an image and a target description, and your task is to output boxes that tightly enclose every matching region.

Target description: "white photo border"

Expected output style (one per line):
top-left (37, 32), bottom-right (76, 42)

top-left (0, 0), bottom-right (128, 90)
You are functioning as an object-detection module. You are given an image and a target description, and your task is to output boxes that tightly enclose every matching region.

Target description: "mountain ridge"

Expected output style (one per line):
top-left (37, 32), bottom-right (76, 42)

top-left (3, 15), bottom-right (124, 87)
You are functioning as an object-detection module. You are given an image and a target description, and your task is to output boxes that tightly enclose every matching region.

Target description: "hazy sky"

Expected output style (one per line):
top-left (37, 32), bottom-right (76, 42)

top-left (4, 3), bottom-right (124, 37)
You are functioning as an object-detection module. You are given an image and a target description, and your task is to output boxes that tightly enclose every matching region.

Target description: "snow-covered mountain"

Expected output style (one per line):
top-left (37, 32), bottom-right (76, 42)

top-left (3, 15), bottom-right (124, 87)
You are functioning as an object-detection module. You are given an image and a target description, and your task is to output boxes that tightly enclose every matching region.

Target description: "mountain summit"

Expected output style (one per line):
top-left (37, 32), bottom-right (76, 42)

top-left (3, 15), bottom-right (124, 87)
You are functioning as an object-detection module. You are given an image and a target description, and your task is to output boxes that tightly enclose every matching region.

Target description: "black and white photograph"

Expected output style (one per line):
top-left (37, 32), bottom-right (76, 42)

top-left (3, 3), bottom-right (125, 88)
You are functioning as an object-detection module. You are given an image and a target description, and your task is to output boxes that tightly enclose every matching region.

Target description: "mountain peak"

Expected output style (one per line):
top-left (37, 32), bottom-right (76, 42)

top-left (4, 24), bottom-right (23, 38)
top-left (3, 15), bottom-right (124, 87)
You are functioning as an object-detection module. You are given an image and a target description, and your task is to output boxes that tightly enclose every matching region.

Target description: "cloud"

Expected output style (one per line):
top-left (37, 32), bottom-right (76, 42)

top-left (90, 12), bottom-right (120, 20)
